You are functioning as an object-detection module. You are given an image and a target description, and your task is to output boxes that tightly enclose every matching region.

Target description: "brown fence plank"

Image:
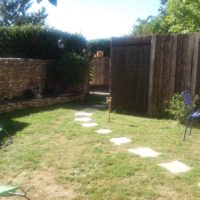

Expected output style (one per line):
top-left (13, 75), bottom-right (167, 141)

top-left (111, 33), bottom-right (200, 115)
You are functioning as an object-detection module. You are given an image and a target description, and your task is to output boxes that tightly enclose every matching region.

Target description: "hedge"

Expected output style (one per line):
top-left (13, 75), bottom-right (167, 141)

top-left (0, 25), bottom-right (87, 59)
top-left (88, 39), bottom-right (110, 57)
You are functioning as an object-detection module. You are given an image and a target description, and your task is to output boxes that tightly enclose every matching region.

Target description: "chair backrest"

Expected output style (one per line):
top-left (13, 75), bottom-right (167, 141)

top-left (181, 90), bottom-right (194, 114)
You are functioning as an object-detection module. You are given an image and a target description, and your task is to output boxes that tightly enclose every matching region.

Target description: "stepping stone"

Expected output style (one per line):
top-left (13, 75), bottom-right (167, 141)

top-left (93, 104), bottom-right (107, 108)
top-left (74, 117), bottom-right (91, 122)
top-left (96, 129), bottom-right (112, 135)
top-left (74, 112), bottom-right (93, 117)
top-left (81, 123), bottom-right (98, 127)
top-left (158, 160), bottom-right (191, 174)
top-left (110, 137), bottom-right (131, 145)
top-left (128, 147), bottom-right (161, 158)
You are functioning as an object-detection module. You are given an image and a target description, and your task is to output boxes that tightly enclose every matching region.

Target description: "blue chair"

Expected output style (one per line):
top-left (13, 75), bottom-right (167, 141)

top-left (0, 126), bottom-right (12, 148)
top-left (181, 90), bottom-right (200, 140)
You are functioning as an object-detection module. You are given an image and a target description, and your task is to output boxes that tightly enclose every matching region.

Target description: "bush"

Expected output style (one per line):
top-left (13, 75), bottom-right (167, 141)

top-left (166, 93), bottom-right (200, 123)
top-left (0, 25), bottom-right (87, 59)
top-left (165, 93), bottom-right (185, 123)
top-left (46, 52), bottom-right (89, 94)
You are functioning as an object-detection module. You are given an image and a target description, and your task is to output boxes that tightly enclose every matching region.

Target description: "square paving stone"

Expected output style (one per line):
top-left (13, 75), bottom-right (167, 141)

top-left (96, 129), bottom-right (112, 135)
top-left (81, 123), bottom-right (98, 127)
top-left (74, 117), bottom-right (91, 122)
top-left (158, 160), bottom-right (191, 174)
top-left (128, 147), bottom-right (161, 158)
top-left (75, 112), bottom-right (93, 117)
top-left (110, 137), bottom-right (132, 145)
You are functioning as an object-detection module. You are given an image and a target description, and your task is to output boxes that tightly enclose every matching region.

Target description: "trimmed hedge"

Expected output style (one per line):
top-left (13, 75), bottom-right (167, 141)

top-left (88, 39), bottom-right (110, 57)
top-left (0, 25), bottom-right (87, 59)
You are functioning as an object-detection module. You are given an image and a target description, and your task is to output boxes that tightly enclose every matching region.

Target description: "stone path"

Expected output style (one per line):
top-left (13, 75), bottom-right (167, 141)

top-left (74, 117), bottom-right (91, 122)
top-left (96, 129), bottom-right (112, 135)
top-left (158, 160), bottom-right (191, 174)
top-left (110, 137), bottom-right (132, 145)
top-left (128, 147), bottom-right (161, 158)
top-left (81, 123), bottom-right (98, 127)
top-left (74, 104), bottom-right (193, 178)
top-left (74, 112), bottom-right (93, 117)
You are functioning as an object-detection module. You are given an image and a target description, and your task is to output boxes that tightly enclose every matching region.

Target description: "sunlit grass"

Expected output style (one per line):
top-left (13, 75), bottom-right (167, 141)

top-left (0, 95), bottom-right (200, 199)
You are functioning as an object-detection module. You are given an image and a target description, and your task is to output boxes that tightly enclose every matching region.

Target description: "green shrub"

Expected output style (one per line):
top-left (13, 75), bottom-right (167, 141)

top-left (166, 93), bottom-right (200, 123)
top-left (46, 52), bottom-right (89, 94)
top-left (165, 93), bottom-right (185, 123)
top-left (0, 25), bottom-right (87, 59)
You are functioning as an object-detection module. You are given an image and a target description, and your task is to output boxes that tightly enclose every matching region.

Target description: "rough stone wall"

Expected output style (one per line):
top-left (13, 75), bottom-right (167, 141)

top-left (0, 58), bottom-right (50, 100)
top-left (0, 95), bottom-right (84, 114)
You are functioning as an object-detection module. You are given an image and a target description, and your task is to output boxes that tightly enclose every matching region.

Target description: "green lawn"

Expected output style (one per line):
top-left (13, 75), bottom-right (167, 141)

top-left (0, 94), bottom-right (200, 200)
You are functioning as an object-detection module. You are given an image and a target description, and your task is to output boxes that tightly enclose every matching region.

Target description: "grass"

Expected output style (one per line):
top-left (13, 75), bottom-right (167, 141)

top-left (0, 94), bottom-right (200, 199)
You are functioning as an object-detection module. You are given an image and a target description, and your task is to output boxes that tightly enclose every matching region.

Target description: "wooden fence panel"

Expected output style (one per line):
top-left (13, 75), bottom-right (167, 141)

top-left (90, 57), bottom-right (110, 89)
top-left (111, 33), bottom-right (200, 115)
top-left (111, 37), bottom-right (151, 112)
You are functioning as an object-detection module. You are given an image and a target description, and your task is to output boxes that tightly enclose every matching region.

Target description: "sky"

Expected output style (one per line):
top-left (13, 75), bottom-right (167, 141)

top-left (32, 0), bottom-right (161, 40)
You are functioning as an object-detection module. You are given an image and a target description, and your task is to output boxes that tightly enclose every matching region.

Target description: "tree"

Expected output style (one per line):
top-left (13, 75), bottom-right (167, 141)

top-left (166, 0), bottom-right (200, 33)
top-left (132, 0), bottom-right (200, 36)
top-left (0, 0), bottom-right (48, 26)
top-left (132, 0), bottom-right (168, 36)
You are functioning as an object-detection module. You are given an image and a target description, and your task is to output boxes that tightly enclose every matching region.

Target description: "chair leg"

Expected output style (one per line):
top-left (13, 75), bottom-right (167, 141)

top-left (189, 118), bottom-right (194, 136)
top-left (0, 129), bottom-right (12, 148)
top-left (8, 187), bottom-right (31, 200)
top-left (183, 116), bottom-right (190, 140)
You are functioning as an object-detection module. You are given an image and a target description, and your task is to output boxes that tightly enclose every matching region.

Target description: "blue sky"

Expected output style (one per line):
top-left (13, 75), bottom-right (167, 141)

top-left (32, 0), bottom-right (161, 39)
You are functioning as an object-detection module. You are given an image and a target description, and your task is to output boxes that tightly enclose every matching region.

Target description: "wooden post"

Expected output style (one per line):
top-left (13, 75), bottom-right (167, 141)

top-left (107, 97), bottom-right (112, 121)
top-left (186, 34), bottom-right (195, 91)
top-left (191, 33), bottom-right (200, 96)
top-left (169, 35), bottom-right (177, 96)
top-left (148, 36), bottom-right (156, 116)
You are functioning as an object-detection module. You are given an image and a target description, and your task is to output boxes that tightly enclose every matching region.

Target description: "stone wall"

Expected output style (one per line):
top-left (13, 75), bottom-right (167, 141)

top-left (0, 95), bottom-right (84, 114)
top-left (0, 58), bottom-right (50, 100)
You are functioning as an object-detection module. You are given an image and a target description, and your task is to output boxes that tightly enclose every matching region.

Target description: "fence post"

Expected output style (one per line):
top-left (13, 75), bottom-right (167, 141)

top-left (148, 36), bottom-right (156, 116)
top-left (191, 33), bottom-right (200, 96)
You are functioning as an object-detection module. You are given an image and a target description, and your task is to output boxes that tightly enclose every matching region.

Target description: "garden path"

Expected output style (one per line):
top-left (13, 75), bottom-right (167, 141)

top-left (74, 105), bottom-right (192, 175)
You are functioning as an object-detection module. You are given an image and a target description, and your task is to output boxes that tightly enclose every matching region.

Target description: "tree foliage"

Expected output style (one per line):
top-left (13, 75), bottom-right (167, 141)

top-left (167, 0), bottom-right (200, 33)
top-left (132, 0), bottom-right (200, 36)
top-left (0, 0), bottom-right (48, 26)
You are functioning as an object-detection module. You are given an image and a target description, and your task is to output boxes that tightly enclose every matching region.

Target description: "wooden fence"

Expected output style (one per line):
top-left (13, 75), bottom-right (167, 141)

top-left (90, 57), bottom-right (110, 90)
top-left (110, 33), bottom-right (200, 115)
top-left (111, 37), bottom-right (151, 112)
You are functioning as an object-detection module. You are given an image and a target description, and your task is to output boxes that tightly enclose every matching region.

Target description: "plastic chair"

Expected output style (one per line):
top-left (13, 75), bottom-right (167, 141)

top-left (0, 126), bottom-right (12, 148)
top-left (0, 185), bottom-right (30, 199)
top-left (181, 90), bottom-right (200, 140)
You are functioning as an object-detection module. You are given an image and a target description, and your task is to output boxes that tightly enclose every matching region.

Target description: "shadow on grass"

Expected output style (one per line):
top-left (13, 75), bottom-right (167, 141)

top-left (0, 94), bottom-right (108, 142)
